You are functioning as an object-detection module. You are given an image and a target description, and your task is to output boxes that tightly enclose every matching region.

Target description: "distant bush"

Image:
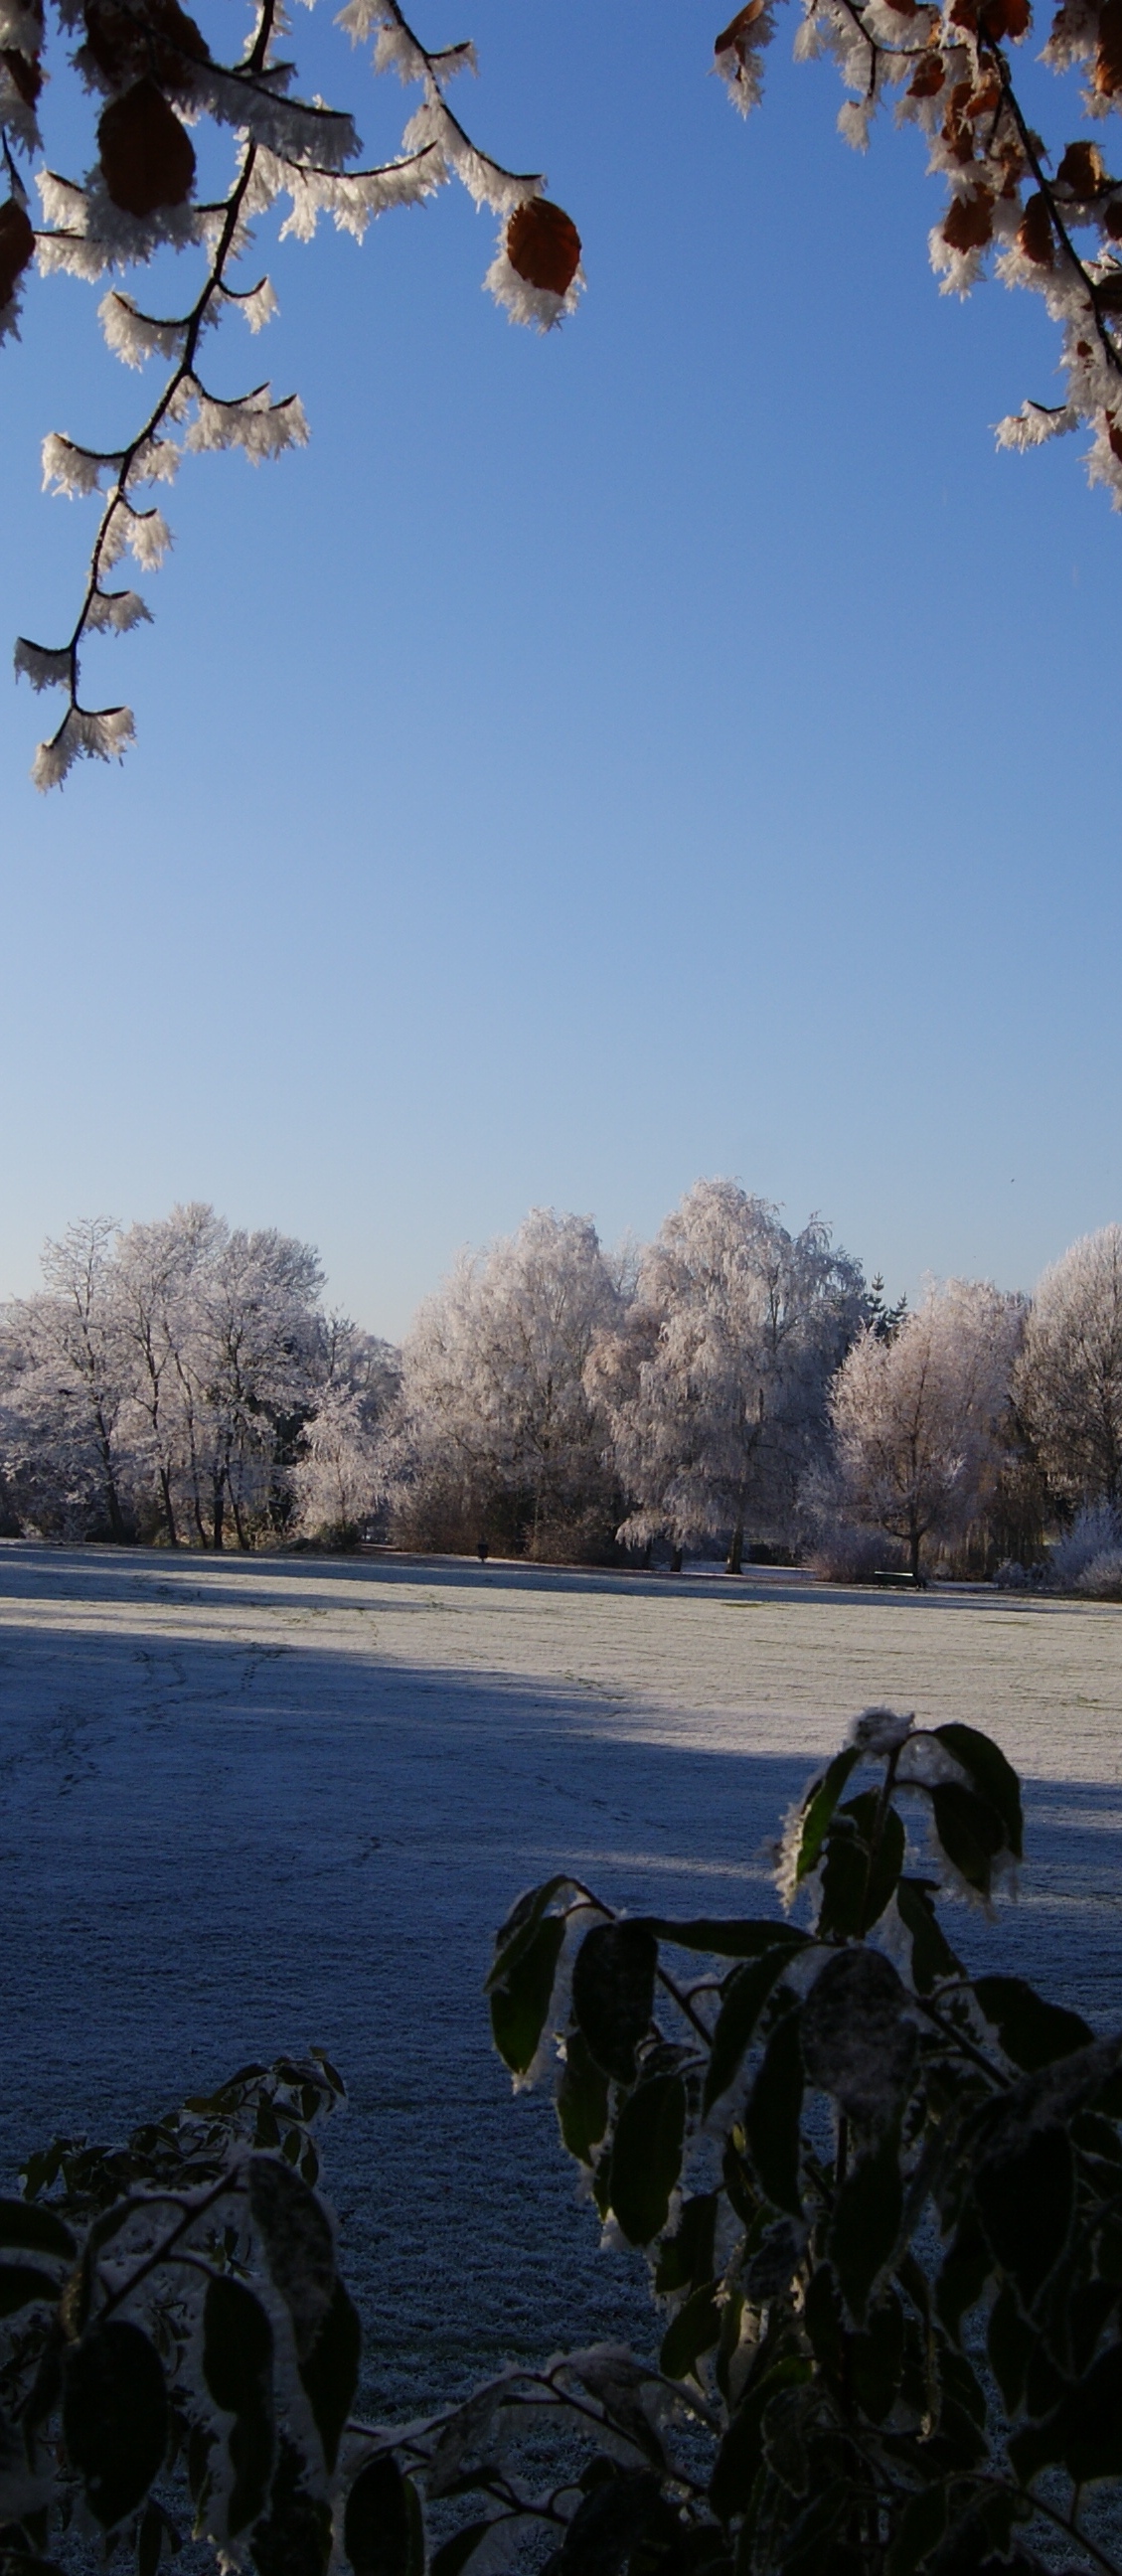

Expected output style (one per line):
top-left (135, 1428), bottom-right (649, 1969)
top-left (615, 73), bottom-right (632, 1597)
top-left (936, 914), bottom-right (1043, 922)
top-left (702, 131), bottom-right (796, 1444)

top-left (1049, 1501), bottom-right (1122, 1590)
top-left (807, 1522), bottom-right (903, 1583)
top-left (1076, 1547), bottom-right (1122, 1600)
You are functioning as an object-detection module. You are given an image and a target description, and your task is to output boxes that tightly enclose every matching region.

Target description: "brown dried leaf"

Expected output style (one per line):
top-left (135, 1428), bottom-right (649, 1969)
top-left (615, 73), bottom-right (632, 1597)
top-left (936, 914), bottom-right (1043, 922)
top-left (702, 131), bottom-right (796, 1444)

top-left (506, 197), bottom-right (581, 297)
top-left (909, 48), bottom-right (946, 92)
top-left (714, 0), bottom-right (765, 50)
top-left (1103, 194), bottom-right (1122, 236)
top-left (1094, 0), bottom-right (1122, 93)
top-left (980, 0), bottom-right (1032, 37)
top-left (1108, 412), bottom-right (1122, 459)
top-left (0, 196), bottom-right (35, 306)
top-left (1093, 265), bottom-right (1122, 304)
top-left (98, 76), bottom-right (195, 215)
top-left (1019, 188), bottom-right (1055, 260)
top-left (1, 45), bottom-right (42, 102)
top-left (943, 185), bottom-right (995, 247)
top-left (84, 0), bottom-right (208, 94)
top-left (1057, 137), bottom-right (1107, 191)
top-left (965, 73), bottom-right (1003, 112)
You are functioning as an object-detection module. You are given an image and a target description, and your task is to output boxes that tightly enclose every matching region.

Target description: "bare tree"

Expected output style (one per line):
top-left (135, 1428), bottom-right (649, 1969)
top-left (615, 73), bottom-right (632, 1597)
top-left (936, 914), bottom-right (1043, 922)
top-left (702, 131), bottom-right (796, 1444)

top-left (1017, 1224), bottom-right (1122, 1509)
top-left (3, 1218), bottom-right (132, 1538)
top-left (829, 1278), bottom-right (1023, 1579)
top-left (589, 1180), bottom-right (867, 1572)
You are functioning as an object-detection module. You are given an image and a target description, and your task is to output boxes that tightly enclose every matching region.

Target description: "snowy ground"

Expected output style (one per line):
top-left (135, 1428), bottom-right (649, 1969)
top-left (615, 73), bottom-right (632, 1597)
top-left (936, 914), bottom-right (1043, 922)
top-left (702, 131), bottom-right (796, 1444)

top-left (1, 1542), bottom-right (1120, 2418)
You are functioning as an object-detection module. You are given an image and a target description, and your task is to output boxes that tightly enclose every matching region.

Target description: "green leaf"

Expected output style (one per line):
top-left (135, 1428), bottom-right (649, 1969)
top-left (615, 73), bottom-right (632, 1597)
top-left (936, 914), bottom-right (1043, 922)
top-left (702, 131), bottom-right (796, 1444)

top-left (660, 2281), bottom-right (721, 2383)
top-left (608, 2072), bottom-right (686, 2246)
top-left (929, 1784), bottom-right (1005, 1896)
top-left (655, 2193), bottom-right (718, 2295)
top-left (0, 2198), bottom-right (76, 2260)
top-left (487, 1876), bottom-right (572, 1987)
top-left (203, 2276), bottom-right (275, 2536)
top-left (344, 2454), bottom-right (419, 2576)
top-left (894, 1880), bottom-right (960, 1995)
top-left (298, 2279), bottom-right (361, 2475)
top-left (704, 1950), bottom-right (793, 2116)
top-left (557, 2028), bottom-right (610, 2167)
top-left (0, 2263), bottom-right (63, 2317)
top-left (795, 1748), bottom-right (861, 1881)
top-left (744, 2012), bottom-right (804, 2216)
top-left (815, 1822), bottom-right (870, 1942)
top-left (639, 1920), bottom-right (809, 1961)
top-left (571, 1923), bottom-right (657, 2086)
top-left (972, 1977), bottom-right (1092, 2072)
top-left (933, 1724), bottom-right (1023, 1858)
top-left (886, 2486), bottom-right (947, 2576)
top-left (249, 2157), bottom-right (336, 2361)
top-left (974, 2123), bottom-right (1073, 2309)
top-left (489, 1915), bottom-right (565, 2077)
top-left (63, 2321), bottom-right (169, 2530)
top-left (137, 2498), bottom-right (164, 2576)
top-left (828, 2128), bottom-right (902, 2325)
top-left (802, 2265), bottom-right (844, 2382)
top-left (710, 2358), bottom-right (812, 2522)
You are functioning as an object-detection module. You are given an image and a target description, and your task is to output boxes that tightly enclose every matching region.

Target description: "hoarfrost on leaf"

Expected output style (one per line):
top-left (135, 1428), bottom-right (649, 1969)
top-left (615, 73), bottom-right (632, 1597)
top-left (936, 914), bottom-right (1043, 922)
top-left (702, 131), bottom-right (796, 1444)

top-left (42, 431), bottom-right (123, 496)
top-left (847, 1706), bottom-right (913, 1755)
top-left (84, 587), bottom-right (152, 633)
top-left (31, 701), bottom-right (134, 788)
top-left (484, 242), bottom-right (582, 331)
top-left (185, 384), bottom-right (309, 461)
top-left (14, 637), bottom-right (71, 690)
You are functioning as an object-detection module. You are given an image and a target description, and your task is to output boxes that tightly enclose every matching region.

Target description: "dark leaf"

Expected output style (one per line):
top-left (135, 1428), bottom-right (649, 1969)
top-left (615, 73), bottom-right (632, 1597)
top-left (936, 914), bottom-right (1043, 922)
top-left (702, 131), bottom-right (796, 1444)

top-left (704, 1950), bottom-right (792, 2115)
top-left (638, 1920), bottom-right (808, 1961)
top-left (572, 1923), bottom-right (657, 2086)
top-left (506, 199), bottom-right (581, 298)
top-left (344, 2454), bottom-right (417, 2576)
top-left (710, 2357), bottom-right (811, 2521)
top-left (249, 2158), bottom-right (335, 2361)
top-left (974, 2124), bottom-right (1073, 2308)
top-left (490, 1916), bottom-right (564, 2077)
top-left (972, 1977), bottom-right (1092, 2071)
top-left (932, 1725), bottom-right (1023, 1858)
top-left (801, 1948), bottom-right (915, 2130)
top-left (935, 2219), bottom-right (991, 2343)
top-left (852, 2288), bottom-right (904, 2423)
top-left (744, 2011), bottom-right (804, 2215)
top-left (802, 2265), bottom-right (844, 2381)
top-left (656, 2194), bottom-right (718, 2296)
top-left (887, 2487), bottom-right (948, 2576)
top-left (1011, 2342), bottom-right (1122, 2486)
top-left (488, 1877), bottom-right (571, 1986)
top-left (744, 2215), bottom-right (806, 2303)
top-left (97, 78), bottom-right (195, 216)
top-left (0, 2200), bottom-right (76, 2261)
top-left (137, 2500), bottom-right (163, 2576)
top-left (895, 1879), bottom-right (961, 1994)
top-left (298, 2279), bottom-right (361, 2475)
top-left (63, 2321), bottom-right (168, 2530)
top-left (829, 2128), bottom-right (902, 2324)
top-left (0, 2265), bottom-right (62, 2318)
top-left (930, 1785), bottom-right (1005, 1896)
top-left (558, 2029), bottom-right (610, 2167)
top-left (609, 2073), bottom-right (686, 2246)
top-left (778, 2481), bottom-right (852, 2576)
top-left (555, 2470), bottom-right (662, 2576)
top-left (428, 2524), bottom-right (492, 2576)
top-left (794, 1748), bottom-right (861, 1881)
top-left (660, 2281), bottom-right (721, 2382)
top-left (249, 2438), bottom-right (331, 2576)
top-left (202, 2276), bottom-right (274, 2536)
top-left (987, 2283), bottom-right (1033, 2412)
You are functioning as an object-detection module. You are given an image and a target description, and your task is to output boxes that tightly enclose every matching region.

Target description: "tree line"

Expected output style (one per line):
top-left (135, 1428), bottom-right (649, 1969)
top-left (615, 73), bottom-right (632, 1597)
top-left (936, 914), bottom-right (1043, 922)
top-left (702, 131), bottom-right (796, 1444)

top-left (3, 1184), bottom-right (1121, 1582)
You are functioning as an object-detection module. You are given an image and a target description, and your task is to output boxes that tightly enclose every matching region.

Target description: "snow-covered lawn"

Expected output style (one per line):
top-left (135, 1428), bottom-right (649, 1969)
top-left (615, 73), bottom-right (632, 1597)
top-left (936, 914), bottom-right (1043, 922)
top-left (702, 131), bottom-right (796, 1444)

top-left (2, 1542), bottom-right (1120, 2413)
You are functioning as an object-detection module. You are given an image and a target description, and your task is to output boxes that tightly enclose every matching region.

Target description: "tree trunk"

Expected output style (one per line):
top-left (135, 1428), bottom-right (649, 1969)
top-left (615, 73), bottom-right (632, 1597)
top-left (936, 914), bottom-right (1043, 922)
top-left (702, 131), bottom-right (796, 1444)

top-left (159, 1468), bottom-right (179, 1547)
top-left (231, 1488), bottom-right (250, 1552)
top-left (726, 1520), bottom-right (744, 1576)
top-left (670, 1544), bottom-right (684, 1574)
top-left (909, 1528), bottom-right (921, 1582)
top-left (211, 1478), bottom-right (225, 1551)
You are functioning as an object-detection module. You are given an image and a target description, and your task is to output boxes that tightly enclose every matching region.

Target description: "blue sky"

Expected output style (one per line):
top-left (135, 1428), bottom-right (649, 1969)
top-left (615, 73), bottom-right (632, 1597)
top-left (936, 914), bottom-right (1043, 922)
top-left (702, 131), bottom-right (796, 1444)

top-left (0, 0), bottom-right (1118, 1339)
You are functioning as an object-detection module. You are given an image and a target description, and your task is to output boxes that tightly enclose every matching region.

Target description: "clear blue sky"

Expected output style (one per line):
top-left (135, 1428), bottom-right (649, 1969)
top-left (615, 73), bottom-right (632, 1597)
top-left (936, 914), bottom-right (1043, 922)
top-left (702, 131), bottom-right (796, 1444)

top-left (0, 0), bottom-right (1118, 1339)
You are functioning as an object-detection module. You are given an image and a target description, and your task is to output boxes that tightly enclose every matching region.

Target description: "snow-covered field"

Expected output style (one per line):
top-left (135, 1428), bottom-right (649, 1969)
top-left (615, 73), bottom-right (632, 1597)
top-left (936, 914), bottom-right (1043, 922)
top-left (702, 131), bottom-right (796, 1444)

top-left (2, 1542), bottom-right (1120, 2415)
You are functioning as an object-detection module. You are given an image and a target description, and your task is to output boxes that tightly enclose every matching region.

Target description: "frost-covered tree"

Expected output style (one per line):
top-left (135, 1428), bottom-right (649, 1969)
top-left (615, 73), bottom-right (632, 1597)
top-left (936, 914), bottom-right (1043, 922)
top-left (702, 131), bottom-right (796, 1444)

top-left (389, 1208), bottom-right (625, 1559)
top-left (589, 1180), bottom-right (867, 1572)
top-left (167, 1220), bottom-right (325, 1548)
top-left (830, 1277), bottom-right (1024, 1578)
top-left (1017, 1223), bottom-right (1122, 1507)
top-left (1, 1216), bottom-right (133, 1537)
top-left (5, 0), bottom-right (1122, 788)
top-left (290, 1319), bottom-right (399, 1543)
top-left (112, 1201), bottom-right (222, 1544)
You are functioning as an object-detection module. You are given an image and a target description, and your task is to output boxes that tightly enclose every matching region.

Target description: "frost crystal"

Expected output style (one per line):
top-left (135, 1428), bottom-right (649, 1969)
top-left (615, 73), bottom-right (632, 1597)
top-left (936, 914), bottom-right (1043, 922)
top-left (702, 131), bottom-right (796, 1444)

top-left (84, 588), bottom-right (152, 633)
top-left (42, 433), bottom-right (122, 497)
top-left (98, 292), bottom-right (189, 370)
top-left (14, 638), bottom-right (71, 692)
top-left (31, 702), bottom-right (134, 789)
top-left (185, 386), bottom-right (309, 463)
top-left (847, 1705), bottom-right (913, 1754)
top-left (994, 402), bottom-right (1078, 451)
top-left (485, 243), bottom-right (583, 332)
